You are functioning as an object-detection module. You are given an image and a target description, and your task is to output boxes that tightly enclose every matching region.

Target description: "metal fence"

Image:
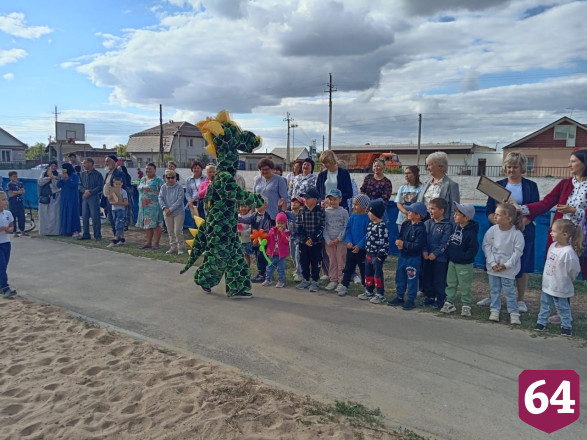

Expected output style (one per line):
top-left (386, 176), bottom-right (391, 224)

top-left (427, 165), bottom-right (568, 178)
top-left (0, 161), bottom-right (44, 170)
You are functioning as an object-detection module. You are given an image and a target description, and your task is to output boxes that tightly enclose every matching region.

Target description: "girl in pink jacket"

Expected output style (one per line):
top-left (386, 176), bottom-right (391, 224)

top-left (262, 212), bottom-right (291, 288)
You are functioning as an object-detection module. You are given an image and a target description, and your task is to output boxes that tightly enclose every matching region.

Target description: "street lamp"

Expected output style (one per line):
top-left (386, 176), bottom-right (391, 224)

top-left (291, 124), bottom-right (298, 149)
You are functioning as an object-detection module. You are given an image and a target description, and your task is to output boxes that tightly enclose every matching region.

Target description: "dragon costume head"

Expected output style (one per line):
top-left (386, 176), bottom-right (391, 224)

top-left (196, 110), bottom-right (261, 176)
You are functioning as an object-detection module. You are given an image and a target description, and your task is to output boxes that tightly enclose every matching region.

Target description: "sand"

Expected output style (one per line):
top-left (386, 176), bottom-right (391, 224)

top-left (0, 298), bottom-right (401, 439)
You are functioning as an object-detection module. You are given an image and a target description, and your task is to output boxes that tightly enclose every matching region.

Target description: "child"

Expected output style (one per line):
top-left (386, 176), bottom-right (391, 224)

top-left (358, 200), bottom-right (389, 304)
top-left (388, 202), bottom-right (427, 310)
top-left (421, 198), bottom-right (452, 309)
top-left (262, 212), bottom-right (291, 288)
top-left (441, 203), bottom-right (479, 316)
top-left (240, 197), bottom-right (273, 283)
top-left (482, 203), bottom-right (525, 324)
top-left (323, 189), bottom-right (349, 291)
top-left (337, 194), bottom-right (371, 297)
top-left (7, 171), bottom-right (26, 237)
top-left (159, 170), bottom-right (186, 254)
top-left (238, 205), bottom-right (253, 268)
top-left (0, 192), bottom-right (16, 298)
top-left (535, 219), bottom-right (581, 336)
top-left (295, 187), bottom-right (325, 292)
top-left (107, 177), bottom-right (128, 247)
top-left (284, 197), bottom-right (304, 281)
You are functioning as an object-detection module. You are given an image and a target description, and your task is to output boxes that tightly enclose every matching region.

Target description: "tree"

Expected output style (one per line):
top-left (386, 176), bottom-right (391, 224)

top-left (196, 153), bottom-right (212, 165)
top-left (25, 142), bottom-right (46, 160)
top-left (115, 144), bottom-right (128, 159)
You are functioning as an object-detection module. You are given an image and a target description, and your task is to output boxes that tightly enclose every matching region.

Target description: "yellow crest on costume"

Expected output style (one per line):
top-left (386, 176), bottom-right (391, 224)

top-left (188, 228), bottom-right (198, 237)
top-left (186, 239), bottom-right (194, 247)
top-left (196, 110), bottom-right (240, 158)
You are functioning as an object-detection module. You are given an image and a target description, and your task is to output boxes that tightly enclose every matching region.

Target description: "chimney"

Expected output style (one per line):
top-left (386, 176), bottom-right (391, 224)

top-left (103, 144), bottom-right (106, 149)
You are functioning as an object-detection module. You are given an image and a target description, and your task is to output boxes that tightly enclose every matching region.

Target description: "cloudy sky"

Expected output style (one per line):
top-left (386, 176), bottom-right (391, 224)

top-left (1, 0), bottom-right (586, 153)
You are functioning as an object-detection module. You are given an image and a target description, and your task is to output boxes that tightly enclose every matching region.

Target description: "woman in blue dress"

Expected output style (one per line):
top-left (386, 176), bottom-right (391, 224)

top-left (56, 163), bottom-right (81, 237)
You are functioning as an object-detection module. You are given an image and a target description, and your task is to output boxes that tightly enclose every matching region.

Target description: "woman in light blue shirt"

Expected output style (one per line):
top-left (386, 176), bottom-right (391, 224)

top-left (252, 158), bottom-right (289, 222)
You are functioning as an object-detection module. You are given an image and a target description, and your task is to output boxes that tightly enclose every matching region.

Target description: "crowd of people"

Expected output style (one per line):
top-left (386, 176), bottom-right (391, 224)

top-left (2, 149), bottom-right (585, 336)
top-left (236, 150), bottom-right (586, 337)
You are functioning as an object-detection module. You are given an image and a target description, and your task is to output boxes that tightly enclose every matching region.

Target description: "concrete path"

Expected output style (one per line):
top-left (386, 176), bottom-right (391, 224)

top-left (11, 238), bottom-right (587, 440)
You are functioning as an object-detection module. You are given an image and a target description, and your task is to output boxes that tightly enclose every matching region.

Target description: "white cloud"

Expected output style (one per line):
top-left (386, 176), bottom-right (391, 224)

top-left (0, 48), bottom-right (27, 66)
top-left (62, 0), bottom-right (587, 149)
top-left (0, 12), bottom-right (52, 39)
top-left (3, 73), bottom-right (14, 81)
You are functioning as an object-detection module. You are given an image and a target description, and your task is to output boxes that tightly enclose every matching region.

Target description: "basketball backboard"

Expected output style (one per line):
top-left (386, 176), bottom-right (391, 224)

top-left (55, 122), bottom-right (85, 142)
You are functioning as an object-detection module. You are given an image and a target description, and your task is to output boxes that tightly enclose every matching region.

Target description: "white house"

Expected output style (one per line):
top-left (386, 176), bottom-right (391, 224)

top-left (331, 143), bottom-right (503, 176)
top-left (0, 127), bottom-right (27, 165)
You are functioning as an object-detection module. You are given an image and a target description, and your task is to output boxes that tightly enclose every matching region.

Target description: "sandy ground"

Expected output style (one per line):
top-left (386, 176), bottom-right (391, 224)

top-left (0, 298), bottom-right (403, 440)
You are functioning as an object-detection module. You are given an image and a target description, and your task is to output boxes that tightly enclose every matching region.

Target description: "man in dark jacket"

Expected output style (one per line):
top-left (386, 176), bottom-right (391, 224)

top-left (78, 158), bottom-right (104, 241)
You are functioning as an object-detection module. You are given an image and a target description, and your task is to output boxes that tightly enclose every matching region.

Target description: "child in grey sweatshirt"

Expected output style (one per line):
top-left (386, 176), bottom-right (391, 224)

top-left (323, 189), bottom-right (349, 290)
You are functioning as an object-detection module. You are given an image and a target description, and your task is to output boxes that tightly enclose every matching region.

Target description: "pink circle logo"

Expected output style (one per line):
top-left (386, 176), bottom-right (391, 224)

top-left (519, 370), bottom-right (580, 434)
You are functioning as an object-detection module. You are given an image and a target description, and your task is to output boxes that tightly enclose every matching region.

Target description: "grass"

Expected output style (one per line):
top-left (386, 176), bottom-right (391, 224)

top-left (31, 223), bottom-right (587, 341)
top-left (304, 400), bottom-right (384, 428)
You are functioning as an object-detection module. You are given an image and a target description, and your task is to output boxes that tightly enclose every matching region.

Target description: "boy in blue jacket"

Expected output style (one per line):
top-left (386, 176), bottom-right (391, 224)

top-left (389, 202), bottom-right (427, 310)
top-left (337, 194), bottom-right (371, 297)
top-left (421, 198), bottom-right (452, 309)
top-left (440, 203), bottom-right (480, 317)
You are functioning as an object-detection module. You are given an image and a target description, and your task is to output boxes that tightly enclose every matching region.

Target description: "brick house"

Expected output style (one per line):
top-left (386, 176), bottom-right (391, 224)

top-left (502, 116), bottom-right (587, 172)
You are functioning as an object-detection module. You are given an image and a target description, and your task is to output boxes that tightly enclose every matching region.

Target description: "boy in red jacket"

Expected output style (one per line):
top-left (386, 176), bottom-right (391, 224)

top-left (262, 212), bottom-right (291, 288)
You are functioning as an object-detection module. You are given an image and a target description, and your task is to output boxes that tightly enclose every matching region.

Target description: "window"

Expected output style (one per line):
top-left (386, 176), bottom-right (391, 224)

top-left (1, 150), bottom-right (11, 162)
top-left (188, 139), bottom-right (193, 147)
top-left (527, 156), bottom-right (536, 172)
top-left (553, 125), bottom-right (576, 147)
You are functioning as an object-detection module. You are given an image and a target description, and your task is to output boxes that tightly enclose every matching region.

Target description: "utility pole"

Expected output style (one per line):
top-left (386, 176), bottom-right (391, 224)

top-left (159, 104), bottom-right (164, 167)
top-left (324, 73), bottom-right (337, 150)
top-left (416, 113), bottom-right (422, 167)
top-left (284, 112), bottom-right (294, 171)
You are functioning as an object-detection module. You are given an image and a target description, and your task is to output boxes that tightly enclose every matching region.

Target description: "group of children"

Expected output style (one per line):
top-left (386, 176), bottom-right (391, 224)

top-left (237, 188), bottom-right (583, 337)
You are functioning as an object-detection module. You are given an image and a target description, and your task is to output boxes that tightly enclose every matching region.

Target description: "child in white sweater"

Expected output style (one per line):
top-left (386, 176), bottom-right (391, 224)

top-left (535, 219), bottom-right (581, 336)
top-left (482, 203), bottom-right (525, 324)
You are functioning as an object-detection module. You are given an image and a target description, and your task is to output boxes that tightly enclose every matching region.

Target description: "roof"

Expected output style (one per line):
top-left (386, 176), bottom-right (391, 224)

top-left (127, 121), bottom-right (203, 153)
top-left (0, 127), bottom-right (27, 148)
top-left (46, 142), bottom-right (99, 155)
top-left (239, 152), bottom-right (285, 161)
top-left (127, 135), bottom-right (175, 154)
top-left (331, 143), bottom-right (494, 154)
top-left (265, 147), bottom-right (309, 160)
top-left (503, 116), bottom-right (587, 149)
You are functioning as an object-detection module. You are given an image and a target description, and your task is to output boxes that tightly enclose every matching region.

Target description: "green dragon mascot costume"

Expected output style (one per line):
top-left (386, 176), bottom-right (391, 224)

top-left (181, 110), bottom-right (264, 298)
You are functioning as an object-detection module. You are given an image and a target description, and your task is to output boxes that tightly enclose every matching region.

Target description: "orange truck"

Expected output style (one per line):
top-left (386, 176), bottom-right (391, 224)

top-left (337, 152), bottom-right (402, 172)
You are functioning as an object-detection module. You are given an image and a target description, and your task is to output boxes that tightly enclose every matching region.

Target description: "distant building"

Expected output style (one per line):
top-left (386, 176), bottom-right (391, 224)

top-left (126, 121), bottom-right (205, 167)
top-left (0, 127), bottom-right (27, 165)
top-left (502, 116), bottom-right (587, 171)
top-left (238, 152), bottom-right (286, 171)
top-left (45, 142), bottom-right (118, 167)
top-left (239, 147), bottom-right (310, 171)
top-left (331, 143), bottom-right (502, 176)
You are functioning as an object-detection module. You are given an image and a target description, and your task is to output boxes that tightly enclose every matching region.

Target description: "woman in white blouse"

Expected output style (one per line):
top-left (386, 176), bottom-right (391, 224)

top-left (185, 161), bottom-right (207, 218)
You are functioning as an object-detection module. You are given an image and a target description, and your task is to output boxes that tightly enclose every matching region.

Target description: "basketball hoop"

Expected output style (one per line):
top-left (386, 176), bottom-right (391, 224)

top-left (67, 138), bottom-right (75, 144)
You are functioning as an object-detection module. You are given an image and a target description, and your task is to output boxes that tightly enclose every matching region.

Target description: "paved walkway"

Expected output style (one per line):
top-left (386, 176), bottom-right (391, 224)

top-left (11, 238), bottom-right (587, 440)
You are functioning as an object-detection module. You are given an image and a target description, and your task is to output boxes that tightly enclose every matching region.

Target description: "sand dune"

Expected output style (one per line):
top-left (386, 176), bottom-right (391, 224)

top-left (0, 298), bottom-right (401, 439)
